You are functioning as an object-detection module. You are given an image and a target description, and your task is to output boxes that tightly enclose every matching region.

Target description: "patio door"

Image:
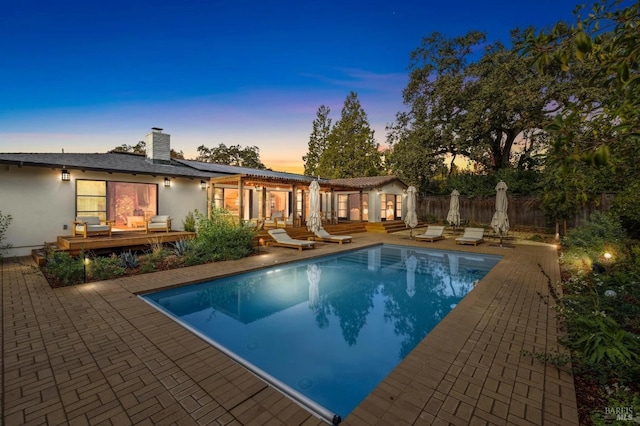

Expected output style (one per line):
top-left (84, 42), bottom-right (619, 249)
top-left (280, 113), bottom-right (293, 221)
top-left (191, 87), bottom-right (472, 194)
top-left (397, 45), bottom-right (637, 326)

top-left (380, 194), bottom-right (401, 221)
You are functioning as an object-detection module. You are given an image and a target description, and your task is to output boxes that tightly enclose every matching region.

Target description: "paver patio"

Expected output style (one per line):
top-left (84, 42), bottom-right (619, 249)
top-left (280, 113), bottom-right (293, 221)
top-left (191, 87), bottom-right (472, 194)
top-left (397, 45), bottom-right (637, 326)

top-left (1, 232), bottom-right (578, 425)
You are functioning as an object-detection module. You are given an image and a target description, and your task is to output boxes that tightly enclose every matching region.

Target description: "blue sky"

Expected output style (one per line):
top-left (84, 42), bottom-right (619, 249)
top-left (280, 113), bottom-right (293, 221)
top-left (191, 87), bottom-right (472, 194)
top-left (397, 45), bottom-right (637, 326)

top-left (1, 0), bottom-right (598, 173)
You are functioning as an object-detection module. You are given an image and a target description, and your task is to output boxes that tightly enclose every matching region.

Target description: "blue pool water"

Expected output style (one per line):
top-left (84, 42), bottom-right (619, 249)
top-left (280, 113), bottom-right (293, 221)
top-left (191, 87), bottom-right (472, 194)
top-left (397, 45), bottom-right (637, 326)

top-left (141, 244), bottom-right (501, 423)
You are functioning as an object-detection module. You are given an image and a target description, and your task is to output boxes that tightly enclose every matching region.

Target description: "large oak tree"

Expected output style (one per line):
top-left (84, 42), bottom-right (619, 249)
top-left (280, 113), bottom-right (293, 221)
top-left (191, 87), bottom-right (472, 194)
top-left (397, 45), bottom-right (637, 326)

top-left (387, 30), bottom-right (580, 188)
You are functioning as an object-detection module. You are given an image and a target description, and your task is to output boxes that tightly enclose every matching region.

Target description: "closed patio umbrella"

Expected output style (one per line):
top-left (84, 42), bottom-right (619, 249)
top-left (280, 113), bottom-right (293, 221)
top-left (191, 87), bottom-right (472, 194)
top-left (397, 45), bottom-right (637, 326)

top-left (490, 180), bottom-right (510, 245)
top-left (404, 186), bottom-right (418, 238)
top-left (307, 180), bottom-right (322, 234)
top-left (446, 189), bottom-right (460, 231)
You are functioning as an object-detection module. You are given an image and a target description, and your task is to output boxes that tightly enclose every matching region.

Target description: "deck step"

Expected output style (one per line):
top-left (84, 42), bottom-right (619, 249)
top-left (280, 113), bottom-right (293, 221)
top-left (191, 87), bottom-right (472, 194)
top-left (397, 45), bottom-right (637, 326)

top-left (365, 220), bottom-right (429, 234)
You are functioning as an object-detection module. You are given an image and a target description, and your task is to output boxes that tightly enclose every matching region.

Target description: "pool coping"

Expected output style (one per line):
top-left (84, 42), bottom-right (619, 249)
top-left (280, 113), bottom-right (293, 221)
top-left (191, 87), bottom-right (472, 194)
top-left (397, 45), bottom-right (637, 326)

top-left (1, 232), bottom-right (579, 425)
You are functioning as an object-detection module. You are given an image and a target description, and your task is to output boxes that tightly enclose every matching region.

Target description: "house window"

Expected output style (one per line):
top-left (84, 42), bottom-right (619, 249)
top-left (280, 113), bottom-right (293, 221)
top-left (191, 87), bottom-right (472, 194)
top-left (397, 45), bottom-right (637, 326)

top-left (77, 180), bottom-right (107, 220)
top-left (223, 189), bottom-right (239, 214)
top-left (76, 180), bottom-right (157, 228)
top-left (213, 188), bottom-right (224, 209)
top-left (338, 194), bottom-right (348, 219)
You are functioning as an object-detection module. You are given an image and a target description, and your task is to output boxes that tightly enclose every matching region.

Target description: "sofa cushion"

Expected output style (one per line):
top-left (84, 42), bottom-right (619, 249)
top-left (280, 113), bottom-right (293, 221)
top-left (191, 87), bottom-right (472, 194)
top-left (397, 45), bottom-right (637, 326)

top-left (151, 215), bottom-right (170, 223)
top-left (77, 225), bottom-right (110, 232)
top-left (147, 223), bottom-right (167, 229)
top-left (77, 216), bottom-right (101, 225)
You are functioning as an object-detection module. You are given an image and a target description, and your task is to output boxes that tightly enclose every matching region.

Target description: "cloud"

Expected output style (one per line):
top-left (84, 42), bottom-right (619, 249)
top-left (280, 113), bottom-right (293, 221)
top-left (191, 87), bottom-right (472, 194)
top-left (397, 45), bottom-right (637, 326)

top-left (301, 67), bottom-right (407, 95)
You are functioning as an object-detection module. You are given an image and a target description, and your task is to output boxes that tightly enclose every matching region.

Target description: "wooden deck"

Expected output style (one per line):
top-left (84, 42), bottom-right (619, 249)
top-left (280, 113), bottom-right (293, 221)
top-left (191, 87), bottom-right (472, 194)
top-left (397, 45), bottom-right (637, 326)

top-left (55, 230), bottom-right (197, 255)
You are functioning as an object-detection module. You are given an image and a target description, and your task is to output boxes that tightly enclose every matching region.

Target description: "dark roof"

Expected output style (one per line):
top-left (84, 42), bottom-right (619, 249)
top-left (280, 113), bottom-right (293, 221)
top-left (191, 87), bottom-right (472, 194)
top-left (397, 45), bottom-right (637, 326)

top-left (175, 159), bottom-right (315, 183)
top-left (326, 175), bottom-right (408, 189)
top-left (0, 151), bottom-right (406, 190)
top-left (0, 152), bottom-right (221, 179)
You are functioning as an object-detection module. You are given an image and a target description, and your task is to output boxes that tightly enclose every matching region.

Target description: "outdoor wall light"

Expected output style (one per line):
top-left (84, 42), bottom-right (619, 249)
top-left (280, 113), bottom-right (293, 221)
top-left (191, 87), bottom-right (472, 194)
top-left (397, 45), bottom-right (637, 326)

top-left (164, 177), bottom-right (171, 187)
top-left (83, 254), bottom-right (90, 283)
top-left (200, 180), bottom-right (207, 190)
top-left (61, 168), bottom-right (70, 181)
top-left (604, 252), bottom-right (612, 260)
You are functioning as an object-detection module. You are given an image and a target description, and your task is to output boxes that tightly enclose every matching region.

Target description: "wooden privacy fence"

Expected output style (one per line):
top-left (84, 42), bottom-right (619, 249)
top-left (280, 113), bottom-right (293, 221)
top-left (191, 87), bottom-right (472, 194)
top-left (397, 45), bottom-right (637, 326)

top-left (416, 194), bottom-right (613, 231)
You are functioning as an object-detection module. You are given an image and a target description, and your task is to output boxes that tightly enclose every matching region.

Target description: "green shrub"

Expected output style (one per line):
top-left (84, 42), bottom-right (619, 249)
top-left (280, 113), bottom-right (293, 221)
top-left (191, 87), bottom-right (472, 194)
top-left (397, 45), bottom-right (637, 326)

top-left (562, 212), bottom-right (627, 268)
top-left (0, 210), bottom-right (13, 259)
top-left (564, 313), bottom-right (640, 365)
top-left (183, 210), bottom-right (196, 232)
top-left (610, 179), bottom-right (640, 238)
top-left (186, 208), bottom-right (256, 264)
top-left (146, 237), bottom-right (170, 263)
top-left (563, 211), bottom-right (626, 250)
top-left (44, 250), bottom-right (84, 287)
top-left (139, 260), bottom-right (156, 274)
top-left (89, 254), bottom-right (126, 281)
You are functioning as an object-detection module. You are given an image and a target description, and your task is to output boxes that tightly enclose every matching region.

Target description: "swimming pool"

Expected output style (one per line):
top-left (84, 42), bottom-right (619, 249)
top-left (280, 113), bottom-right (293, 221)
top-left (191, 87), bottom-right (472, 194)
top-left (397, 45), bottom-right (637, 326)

top-left (141, 244), bottom-right (501, 424)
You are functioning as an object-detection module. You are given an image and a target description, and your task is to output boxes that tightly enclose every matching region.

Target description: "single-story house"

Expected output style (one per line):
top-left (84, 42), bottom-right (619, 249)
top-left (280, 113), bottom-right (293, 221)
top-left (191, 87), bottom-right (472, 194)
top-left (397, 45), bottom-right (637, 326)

top-left (0, 128), bottom-right (409, 256)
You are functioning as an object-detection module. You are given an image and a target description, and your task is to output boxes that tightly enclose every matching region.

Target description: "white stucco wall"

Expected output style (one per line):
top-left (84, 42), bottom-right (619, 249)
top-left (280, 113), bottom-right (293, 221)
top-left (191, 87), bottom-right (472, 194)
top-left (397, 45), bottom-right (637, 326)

top-left (325, 181), bottom-right (408, 223)
top-left (0, 165), bottom-right (207, 257)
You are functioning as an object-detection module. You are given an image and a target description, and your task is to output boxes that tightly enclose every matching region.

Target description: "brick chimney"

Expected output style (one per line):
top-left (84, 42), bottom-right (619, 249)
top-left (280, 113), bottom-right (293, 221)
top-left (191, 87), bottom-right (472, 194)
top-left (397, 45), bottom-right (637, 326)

top-left (145, 127), bottom-right (171, 164)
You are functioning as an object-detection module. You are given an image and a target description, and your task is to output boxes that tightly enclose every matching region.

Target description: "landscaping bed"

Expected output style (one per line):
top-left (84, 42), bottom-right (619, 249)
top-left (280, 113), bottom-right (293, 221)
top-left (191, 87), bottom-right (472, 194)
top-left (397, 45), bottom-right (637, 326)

top-left (41, 209), bottom-right (258, 288)
top-left (551, 213), bottom-right (640, 425)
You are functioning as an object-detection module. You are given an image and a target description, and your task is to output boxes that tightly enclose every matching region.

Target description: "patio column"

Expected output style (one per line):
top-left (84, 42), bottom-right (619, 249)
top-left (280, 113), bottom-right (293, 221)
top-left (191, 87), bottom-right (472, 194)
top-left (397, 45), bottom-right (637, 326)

top-left (261, 186), bottom-right (267, 220)
top-left (292, 184), bottom-right (298, 226)
top-left (330, 188), bottom-right (336, 224)
top-left (209, 183), bottom-right (215, 218)
top-left (359, 190), bottom-right (364, 221)
top-left (237, 178), bottom-right (244, 222)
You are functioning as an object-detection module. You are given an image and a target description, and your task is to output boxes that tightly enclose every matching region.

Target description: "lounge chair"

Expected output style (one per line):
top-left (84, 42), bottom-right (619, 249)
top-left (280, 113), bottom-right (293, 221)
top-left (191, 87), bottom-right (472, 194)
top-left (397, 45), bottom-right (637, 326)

top-left (414, 225), bottom-right (445, 243)
top-left (455, 227), bottom-right (485, 246)
top-left (145, 215), bottom-right (172, 233)
top-left (276, 212), bottom-right (294, 228)
top-left (267, 229), bottom-right (315, 251)
top-left (72, 216), bottom-right (113, 238)
top-left (264, 211), bottom-right (283, 228)
top-left (313, 227), bottom-right (352, 244)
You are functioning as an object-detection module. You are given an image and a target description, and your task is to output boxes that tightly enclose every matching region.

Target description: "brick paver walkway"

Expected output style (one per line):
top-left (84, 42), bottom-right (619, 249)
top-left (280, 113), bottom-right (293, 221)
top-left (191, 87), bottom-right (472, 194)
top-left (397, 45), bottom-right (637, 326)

top-left (1, 233), bottom-right (578, 425)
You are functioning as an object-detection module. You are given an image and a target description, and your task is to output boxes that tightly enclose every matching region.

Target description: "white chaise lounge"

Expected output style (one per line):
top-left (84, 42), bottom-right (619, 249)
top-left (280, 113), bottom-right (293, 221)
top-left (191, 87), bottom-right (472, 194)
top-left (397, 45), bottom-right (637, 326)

top-left (415, 225), bottom-right (445, 242)
top-left (267, 229), bottom-right (315, 251)
top-left (455, 227), bottom-right (485, 246)
top-left (313, 227), bottom-right (352, 244)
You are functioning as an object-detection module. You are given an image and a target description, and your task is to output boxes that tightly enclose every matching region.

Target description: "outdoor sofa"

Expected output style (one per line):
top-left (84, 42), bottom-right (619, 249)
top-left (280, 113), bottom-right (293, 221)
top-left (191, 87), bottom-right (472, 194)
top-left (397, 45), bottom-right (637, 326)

top-left (72, 216), bottom-right (113, 238)
top-left (264, 211), bottom-right (283, 228)
top-left (145, 215), bottom-right (172, 233)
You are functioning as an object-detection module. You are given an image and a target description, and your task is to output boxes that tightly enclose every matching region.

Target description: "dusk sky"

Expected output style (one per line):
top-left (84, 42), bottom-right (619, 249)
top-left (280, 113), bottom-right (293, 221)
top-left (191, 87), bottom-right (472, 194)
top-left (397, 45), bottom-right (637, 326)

top-left (1, 0), bottom-right (600, 173)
